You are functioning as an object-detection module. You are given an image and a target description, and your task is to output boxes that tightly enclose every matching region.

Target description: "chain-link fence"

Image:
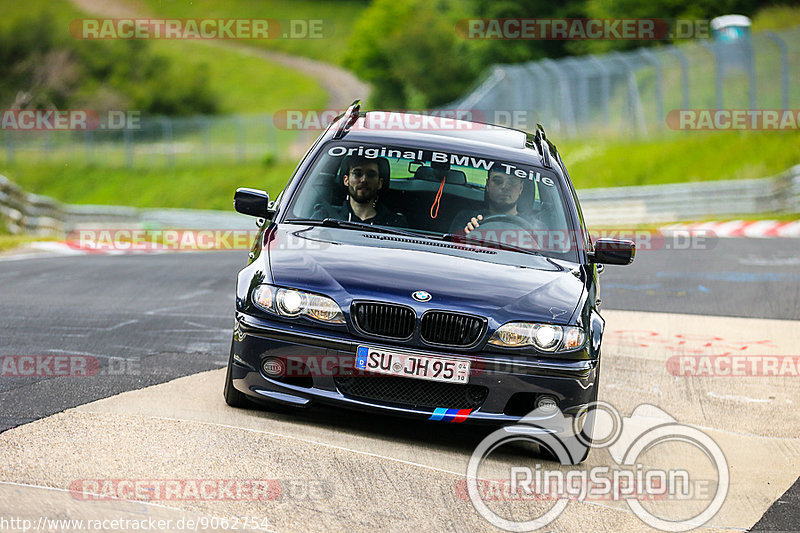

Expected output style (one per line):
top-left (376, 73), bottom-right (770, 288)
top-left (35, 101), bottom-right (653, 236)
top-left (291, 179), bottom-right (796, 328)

top-left (2, 26), bottom-right (798, 169)
top-left (0, 112), bottom-right (306, 168)
top-left (448, 26), bottom-right (800, 137)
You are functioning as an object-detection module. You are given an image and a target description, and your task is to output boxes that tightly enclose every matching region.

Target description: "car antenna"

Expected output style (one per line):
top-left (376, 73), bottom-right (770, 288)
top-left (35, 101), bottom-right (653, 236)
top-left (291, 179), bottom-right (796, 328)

top-left (333, 99), bottom-right (361, 139)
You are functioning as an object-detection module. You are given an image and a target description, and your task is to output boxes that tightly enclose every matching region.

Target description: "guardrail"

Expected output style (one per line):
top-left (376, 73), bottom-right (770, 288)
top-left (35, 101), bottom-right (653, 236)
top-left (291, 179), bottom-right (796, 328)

top-left (2, 167), bottom-right (799, 235)
top-left (0, 174), bottom-right (252, 235)
top-left (578, 164), bottom-right (800, 226)
top-left (0, 174), bottom-right (67, 235)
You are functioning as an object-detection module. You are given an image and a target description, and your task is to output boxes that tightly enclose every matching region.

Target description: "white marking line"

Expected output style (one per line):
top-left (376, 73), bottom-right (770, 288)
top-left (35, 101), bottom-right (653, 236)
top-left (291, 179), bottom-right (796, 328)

top-left (150, 414), bottom-right (466, 476)
top-left (0, 481), bottom-right (277, 533)
top-left (101, 319), bottom-right (139, 332)
top-left (0, 251), bottom-right (75, 262)
top-left (154, 329), bottom-right (227, 334)
top-left (184, 320), bottom-right (216, 329)
top-left (112, 414), bottom-right (632, 516)
top-left (707, 392), bottom-right (772, 404)
top-left (177, 289), bottom-right (212, 301)
top-left (46, 349), bottom-right (127, 360)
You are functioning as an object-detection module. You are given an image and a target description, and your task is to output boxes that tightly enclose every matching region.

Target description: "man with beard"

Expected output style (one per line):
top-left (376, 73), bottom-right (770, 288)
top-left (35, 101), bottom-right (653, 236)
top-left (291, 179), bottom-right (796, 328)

top-left (313, 155), bottom-right (407, 226)
top-left (449, 165), bottom-right (537, 236)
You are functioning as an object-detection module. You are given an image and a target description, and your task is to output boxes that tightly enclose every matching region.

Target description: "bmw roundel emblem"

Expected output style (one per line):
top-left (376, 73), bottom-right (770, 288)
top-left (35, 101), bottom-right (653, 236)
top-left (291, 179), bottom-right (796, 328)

top-left (412, 290), bottom-right (431, 302)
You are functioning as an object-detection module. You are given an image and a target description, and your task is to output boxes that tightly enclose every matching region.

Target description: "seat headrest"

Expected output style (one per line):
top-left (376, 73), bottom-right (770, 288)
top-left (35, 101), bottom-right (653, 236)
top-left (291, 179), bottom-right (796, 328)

top-left (446, 170), bottom-right (466, 184)
top-left (414, 166), bottom-right (466, 185)
top-left (414, 166), bottom-right (439, 181)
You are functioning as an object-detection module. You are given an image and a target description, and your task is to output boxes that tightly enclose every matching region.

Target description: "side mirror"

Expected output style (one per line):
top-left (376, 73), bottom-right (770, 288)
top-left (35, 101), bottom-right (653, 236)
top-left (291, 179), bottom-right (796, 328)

top-left (234, 188), bottom-right (273, 218)
top-left (590, 239), bottom-right (635, 265)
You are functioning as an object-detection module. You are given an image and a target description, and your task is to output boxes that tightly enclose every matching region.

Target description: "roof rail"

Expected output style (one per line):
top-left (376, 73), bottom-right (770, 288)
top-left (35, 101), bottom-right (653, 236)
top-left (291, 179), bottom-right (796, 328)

top-left (333, 99), bottom-right (361, 139)
top-left (532, 123), bottom-right (551, 168)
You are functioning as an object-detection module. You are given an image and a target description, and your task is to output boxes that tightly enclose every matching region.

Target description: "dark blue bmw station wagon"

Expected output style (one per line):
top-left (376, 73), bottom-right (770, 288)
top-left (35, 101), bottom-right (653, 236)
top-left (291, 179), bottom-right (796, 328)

top-left (225, 101), bottom-right (634, 461)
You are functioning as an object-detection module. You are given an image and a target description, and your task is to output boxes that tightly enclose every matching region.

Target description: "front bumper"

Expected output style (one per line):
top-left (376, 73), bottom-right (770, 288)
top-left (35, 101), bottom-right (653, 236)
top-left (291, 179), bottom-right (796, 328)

top-left (230, 312), bottom-right (599, 427)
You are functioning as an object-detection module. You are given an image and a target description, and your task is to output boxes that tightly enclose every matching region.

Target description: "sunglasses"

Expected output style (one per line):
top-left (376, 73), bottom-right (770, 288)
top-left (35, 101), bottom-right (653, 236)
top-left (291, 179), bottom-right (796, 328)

top-left (349, 168), bottom-right (380, 180)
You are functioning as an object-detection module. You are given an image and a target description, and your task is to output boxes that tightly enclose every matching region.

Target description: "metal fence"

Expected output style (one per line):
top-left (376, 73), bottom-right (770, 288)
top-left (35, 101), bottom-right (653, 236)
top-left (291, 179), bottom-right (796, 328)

top-left (0, 113), bottom-right (306, 168)
top-left (3, 166), bottom-right (798, 236)
top-left (448, 26), bottom-right (800, 137)
top-left (0, 174), bottom-right (65, 235)
top-left (579, 164), bottom-right (800, 226)
top-left (0, 173), bottom-right (253, 235)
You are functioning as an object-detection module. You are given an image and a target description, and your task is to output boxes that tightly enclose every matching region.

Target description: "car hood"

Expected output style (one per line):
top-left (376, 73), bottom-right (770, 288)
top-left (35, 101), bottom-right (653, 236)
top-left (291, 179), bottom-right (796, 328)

top-left (266, 225), bottom-right (585, 324)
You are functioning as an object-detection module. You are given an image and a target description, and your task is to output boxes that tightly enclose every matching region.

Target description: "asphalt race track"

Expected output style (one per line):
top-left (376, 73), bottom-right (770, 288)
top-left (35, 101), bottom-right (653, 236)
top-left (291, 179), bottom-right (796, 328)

top-left (1, 237), bottom-right (798, 532)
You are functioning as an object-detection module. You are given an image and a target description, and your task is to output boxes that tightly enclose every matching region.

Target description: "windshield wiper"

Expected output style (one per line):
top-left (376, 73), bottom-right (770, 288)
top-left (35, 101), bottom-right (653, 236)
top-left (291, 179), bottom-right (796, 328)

top-left (437, 232), bottom-right (544, 257)
top-left (284, 218), bottom-right (429, 239)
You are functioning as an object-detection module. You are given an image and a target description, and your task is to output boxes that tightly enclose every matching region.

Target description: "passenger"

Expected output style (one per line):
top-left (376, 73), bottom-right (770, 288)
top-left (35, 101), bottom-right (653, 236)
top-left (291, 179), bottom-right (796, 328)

top-left (313, 155), bottom-right (407, 226)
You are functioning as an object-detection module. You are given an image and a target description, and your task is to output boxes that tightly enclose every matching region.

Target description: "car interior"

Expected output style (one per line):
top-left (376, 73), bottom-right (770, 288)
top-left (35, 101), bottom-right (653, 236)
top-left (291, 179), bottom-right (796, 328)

top-left (291, 154), bottom-right (569, 238)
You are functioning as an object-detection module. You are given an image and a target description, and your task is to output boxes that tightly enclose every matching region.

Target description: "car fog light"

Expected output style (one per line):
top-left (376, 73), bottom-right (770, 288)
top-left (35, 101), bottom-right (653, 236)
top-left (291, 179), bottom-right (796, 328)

top-left (261, 357), bottom-right (286, 377)
top-left (536, 395), bottom-right (559, 413)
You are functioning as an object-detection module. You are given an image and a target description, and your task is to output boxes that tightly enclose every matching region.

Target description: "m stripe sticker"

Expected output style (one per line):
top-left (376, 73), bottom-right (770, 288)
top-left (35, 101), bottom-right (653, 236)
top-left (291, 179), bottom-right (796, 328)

top-left (429, 408), bottom-right (472, 422)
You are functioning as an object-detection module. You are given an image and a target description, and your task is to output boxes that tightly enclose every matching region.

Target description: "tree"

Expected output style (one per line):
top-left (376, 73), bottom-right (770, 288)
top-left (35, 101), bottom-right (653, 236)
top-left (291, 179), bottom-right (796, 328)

top-left (344, 0), bottom-right (479, 108)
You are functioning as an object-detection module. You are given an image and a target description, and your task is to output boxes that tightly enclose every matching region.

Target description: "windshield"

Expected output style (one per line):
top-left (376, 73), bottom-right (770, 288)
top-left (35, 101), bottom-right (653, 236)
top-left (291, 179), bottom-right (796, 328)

top-left (284, 141), bottom-right (579, 261)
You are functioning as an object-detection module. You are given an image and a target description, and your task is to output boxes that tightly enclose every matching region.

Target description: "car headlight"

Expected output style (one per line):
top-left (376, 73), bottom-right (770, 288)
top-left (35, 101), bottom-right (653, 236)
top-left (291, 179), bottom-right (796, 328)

top-left (252, 284), bottom-right (345, 324)
top-left (488, 322), bottom-right (586, 352)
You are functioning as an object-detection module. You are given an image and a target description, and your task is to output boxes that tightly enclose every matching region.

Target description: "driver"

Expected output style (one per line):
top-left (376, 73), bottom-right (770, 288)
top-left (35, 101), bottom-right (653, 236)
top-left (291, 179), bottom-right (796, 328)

top-left (449, 165), bottom-right (533, 235)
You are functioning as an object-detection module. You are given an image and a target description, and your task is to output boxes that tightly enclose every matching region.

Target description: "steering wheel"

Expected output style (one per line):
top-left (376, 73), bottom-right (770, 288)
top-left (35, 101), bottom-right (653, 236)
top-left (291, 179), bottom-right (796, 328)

top-left (466, 214), bottom-right (545, 250)
top-left (470, 214), bottom-right (539, 232)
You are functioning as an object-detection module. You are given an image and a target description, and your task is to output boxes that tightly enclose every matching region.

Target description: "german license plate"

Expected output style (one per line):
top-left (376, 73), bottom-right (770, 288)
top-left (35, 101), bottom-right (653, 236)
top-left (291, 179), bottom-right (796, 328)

top-left (355, 346), bottom-right (470, 384)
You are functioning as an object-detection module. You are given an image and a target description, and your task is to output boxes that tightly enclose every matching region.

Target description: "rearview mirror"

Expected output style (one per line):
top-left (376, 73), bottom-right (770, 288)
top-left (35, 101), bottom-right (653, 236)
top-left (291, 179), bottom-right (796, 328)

top-left (591, 239), bottom-right (635, 265)
top-left (234, 188), bottom-right (273, 218)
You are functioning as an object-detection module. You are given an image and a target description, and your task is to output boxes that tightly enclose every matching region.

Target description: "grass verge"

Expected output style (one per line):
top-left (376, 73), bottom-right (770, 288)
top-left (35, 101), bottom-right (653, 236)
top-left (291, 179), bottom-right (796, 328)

top-left (559, 130), bottom-right (800, 189)
top-left (137, 0), bottom-right (368, 65)
top-left (1, 160), bottom-right (298, 210)
top-left (0, 234), bottom-right (51, 252)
